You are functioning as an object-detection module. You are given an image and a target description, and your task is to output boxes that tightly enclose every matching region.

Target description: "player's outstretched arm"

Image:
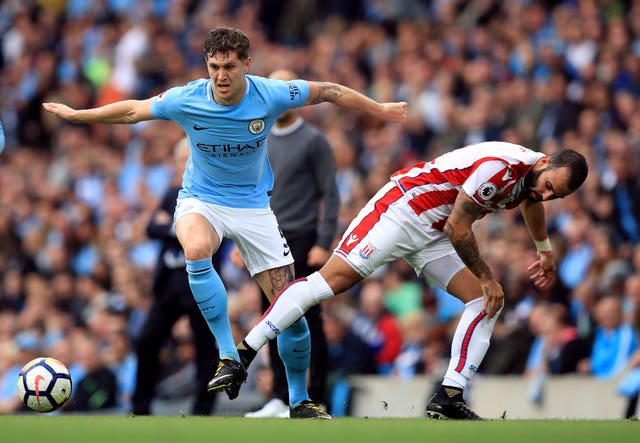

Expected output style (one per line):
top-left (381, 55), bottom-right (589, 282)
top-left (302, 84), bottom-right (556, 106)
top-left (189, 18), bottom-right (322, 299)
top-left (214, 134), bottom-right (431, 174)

top-left (306, 81), bottom-right (407, 123)
top-left (42, 98), bottom-right (155, 125)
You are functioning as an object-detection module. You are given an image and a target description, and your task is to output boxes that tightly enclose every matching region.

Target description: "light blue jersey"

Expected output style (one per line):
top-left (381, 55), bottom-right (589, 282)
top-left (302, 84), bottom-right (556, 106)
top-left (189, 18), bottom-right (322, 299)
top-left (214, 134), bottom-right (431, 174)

top-left (151, 75), bottom-right (310, 208)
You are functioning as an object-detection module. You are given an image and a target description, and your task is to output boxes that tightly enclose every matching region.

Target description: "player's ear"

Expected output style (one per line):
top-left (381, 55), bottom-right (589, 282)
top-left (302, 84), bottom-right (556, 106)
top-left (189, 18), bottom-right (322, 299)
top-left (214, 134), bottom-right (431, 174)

top-left (244, 56), bottom-right (252, 72)
top-left (538, 156), bottom-right (550, 169)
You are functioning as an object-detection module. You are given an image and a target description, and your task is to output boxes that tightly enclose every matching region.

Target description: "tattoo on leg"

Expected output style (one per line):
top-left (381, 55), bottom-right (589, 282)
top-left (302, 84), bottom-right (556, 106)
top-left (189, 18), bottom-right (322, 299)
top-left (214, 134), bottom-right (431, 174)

top-left (268, 265), bottom-right (295, 297)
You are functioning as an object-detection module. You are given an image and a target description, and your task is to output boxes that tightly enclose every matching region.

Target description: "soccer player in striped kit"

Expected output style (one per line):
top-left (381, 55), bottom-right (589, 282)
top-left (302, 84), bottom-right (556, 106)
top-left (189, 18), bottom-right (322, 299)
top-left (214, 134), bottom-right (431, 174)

top-left (212, 141), bottom-right (588, 419)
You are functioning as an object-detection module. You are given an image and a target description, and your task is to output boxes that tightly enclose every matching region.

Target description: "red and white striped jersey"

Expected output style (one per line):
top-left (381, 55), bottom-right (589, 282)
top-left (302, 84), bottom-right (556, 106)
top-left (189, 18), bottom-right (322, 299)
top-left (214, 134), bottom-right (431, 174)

top-left (391, 142), bottom-right (544, 231)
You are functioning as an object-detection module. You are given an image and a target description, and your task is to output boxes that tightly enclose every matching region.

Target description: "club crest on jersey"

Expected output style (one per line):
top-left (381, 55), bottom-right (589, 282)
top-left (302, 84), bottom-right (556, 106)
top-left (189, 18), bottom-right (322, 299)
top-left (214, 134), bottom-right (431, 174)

top-left (248, 119), bottom-right (266, 134)
top-left (478, 182), bottom-right (498, 200)
top-left (359, 243), bottom-right (376, 259)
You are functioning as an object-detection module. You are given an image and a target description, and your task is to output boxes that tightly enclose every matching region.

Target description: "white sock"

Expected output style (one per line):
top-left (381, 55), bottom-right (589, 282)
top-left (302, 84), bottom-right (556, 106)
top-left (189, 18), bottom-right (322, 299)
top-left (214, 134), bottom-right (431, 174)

top-left (443, 297), bottom-right (501, 389)
top-left (245, 272), bottom-right (334, 350)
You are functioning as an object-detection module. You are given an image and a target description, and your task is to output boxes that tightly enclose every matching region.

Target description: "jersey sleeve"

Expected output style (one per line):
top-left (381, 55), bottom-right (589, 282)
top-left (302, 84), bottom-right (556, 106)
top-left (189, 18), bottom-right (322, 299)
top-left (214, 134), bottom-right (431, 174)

top-left (266, 78), bottom-right (310, 113)
top-left (462, 159), bottom-right (512, 206)
top-left (150, 86), bottom-right (186, 122)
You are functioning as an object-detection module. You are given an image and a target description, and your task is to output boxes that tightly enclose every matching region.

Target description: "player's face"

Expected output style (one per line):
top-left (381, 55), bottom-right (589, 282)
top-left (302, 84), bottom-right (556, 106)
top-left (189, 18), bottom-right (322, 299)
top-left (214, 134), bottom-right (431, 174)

top-left (205, 51), bottom-right (251, 106)
top-left (525, 164), bottom-right (572, 202)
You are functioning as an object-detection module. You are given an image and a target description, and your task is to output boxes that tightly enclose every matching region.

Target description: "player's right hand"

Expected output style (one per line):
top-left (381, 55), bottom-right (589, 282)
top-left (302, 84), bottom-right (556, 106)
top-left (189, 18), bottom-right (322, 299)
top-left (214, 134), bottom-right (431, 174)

top-left (42, 103), bottom-right (77, 121)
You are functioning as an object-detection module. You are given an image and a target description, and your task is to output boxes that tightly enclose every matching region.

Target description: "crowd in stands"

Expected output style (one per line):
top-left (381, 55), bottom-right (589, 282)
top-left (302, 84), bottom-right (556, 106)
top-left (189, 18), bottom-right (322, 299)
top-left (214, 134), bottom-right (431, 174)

top-left (1, 0), bottom-right (640, 417)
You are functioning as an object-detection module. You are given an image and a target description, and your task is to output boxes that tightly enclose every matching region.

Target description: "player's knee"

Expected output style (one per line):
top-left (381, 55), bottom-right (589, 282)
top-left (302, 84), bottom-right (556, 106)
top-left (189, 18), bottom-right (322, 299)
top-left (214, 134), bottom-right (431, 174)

top-left (183, 241), bottom-right (214, 262)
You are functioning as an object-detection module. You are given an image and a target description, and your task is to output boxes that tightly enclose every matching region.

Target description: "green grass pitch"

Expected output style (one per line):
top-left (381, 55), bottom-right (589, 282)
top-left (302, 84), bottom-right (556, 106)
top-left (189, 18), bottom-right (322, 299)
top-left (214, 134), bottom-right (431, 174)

top-left (1, 416), bottom-right (637, 443)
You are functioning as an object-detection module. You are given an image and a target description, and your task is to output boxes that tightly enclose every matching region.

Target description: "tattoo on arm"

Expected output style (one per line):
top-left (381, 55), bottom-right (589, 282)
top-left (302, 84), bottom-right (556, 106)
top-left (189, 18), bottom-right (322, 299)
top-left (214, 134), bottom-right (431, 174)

top-left (309, 83), bottom-right (343, 105)
top-left (268, 265), bottom-right (295, 297)
top-left (447, 226), bottom-right (493, 281)
top-left (445, 197), bottom-right (492, 281)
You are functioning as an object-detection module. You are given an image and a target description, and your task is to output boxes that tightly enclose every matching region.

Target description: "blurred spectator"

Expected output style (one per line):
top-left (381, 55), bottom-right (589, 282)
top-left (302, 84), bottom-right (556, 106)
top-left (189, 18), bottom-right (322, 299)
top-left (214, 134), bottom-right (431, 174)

top-left (392, 312), bottom-right (427, 379)
top-left (103, 329), bottom-right (137, 412)
top-left (381, 261), bottom-right (423, 320)
top-left (524, 302), bottom-right (579, 404)
top-left (322, 297), bottom-right (378, 416)
top-left (0, 339), bottom-right (22, 413)
top-left (557, 211), bottom-right (594, 290)
top-left (618, 349), bottom-right (640, 418)
top-left (623, 273), bottom-right (640, 330)
top-left (577, 295), bottom-right (639, 379)
top-left (153, 317), bottom-right (204, 402)
top-left (64, 330), bottom-right (118, 412)
top-left (357, 278), bottom-right (403, 374)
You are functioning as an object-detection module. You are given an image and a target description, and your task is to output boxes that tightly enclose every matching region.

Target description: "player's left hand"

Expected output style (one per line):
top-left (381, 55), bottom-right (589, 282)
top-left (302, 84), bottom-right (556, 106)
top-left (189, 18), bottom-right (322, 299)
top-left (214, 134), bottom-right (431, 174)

top-left (380, 102), bottom-right (408, 123)
top-left (527, 251), bottom-right (557, 289)
top-left (42, 102), bottom-right (77, 121)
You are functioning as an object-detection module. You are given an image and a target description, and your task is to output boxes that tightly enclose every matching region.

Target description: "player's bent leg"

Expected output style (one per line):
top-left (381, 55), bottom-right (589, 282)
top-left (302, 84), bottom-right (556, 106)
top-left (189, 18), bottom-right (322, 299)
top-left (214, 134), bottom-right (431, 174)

top-left (244, 271), bottom-right (334, 352)
top-left (236, 259), bottom-right (359, 400)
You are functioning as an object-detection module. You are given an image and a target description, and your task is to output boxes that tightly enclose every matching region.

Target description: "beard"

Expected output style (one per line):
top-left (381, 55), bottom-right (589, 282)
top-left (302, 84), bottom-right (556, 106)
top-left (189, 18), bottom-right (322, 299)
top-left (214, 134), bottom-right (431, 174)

top-left (524, 169), bottom-right (543, 200)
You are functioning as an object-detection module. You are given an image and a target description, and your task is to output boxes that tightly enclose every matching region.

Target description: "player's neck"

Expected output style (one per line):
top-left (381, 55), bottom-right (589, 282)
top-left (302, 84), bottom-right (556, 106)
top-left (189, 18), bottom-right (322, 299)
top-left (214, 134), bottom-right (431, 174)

top-left (213, 93), bottom-right (243, 106)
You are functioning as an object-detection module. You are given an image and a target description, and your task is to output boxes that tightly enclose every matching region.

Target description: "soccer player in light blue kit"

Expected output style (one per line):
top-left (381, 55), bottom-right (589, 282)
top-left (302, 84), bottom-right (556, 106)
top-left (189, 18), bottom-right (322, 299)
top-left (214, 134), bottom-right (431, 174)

top-left (43, 27), bottom-right (407, 418)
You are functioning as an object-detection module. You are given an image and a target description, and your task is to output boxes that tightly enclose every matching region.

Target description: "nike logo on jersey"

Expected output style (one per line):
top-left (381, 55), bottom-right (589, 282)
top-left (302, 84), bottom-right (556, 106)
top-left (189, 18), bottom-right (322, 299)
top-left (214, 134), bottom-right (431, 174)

top-left (346, 234), bottom-right (359, 246)
top-left (193, 124), bottom-right (208, 131)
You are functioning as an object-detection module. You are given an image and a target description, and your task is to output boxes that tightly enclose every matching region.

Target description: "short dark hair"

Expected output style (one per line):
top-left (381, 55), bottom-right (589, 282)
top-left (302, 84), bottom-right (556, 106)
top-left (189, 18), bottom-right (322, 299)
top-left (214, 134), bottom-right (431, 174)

top-left (203, 27), bottom-right (250, 60)
top-left (549, 149), bottom-right (589, 192)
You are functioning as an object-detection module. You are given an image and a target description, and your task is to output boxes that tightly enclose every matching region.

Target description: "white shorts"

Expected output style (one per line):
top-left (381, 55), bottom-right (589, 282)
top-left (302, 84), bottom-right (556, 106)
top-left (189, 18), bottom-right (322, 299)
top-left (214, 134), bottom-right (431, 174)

top-left (334, 182), bottom-right (466, 290)
top-left (175, 197), bottom-right (293, 276)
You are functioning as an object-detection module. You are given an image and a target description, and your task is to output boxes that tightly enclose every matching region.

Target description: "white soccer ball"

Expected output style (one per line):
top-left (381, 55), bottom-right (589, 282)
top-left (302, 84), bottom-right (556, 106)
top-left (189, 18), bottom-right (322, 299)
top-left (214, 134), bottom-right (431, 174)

top-left (17, 357), bottom-right (73, 413)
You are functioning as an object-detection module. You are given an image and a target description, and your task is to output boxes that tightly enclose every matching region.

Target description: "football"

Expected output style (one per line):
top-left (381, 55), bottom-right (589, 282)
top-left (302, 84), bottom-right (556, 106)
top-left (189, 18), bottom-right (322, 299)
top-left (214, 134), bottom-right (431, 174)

top-left (17, 357), bottom-right (73, 413)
